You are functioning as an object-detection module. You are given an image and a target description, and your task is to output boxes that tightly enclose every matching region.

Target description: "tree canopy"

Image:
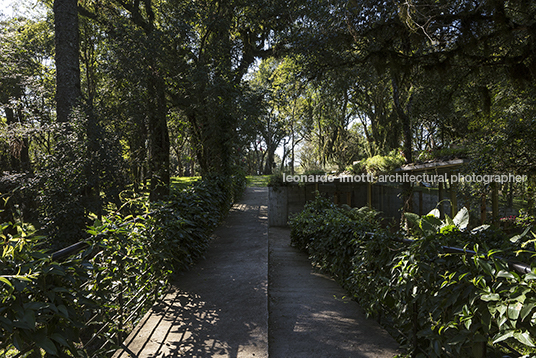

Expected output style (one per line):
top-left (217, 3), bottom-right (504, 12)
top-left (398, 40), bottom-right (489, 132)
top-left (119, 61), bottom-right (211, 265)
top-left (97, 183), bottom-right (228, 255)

top-left (1, 0), bottom-right (536, 238)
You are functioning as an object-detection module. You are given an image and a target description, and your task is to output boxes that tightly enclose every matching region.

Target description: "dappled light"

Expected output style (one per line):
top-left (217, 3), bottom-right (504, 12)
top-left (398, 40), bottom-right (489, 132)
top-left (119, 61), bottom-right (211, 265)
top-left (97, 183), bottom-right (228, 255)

top-left (2, 0), bottom-right (536, 355)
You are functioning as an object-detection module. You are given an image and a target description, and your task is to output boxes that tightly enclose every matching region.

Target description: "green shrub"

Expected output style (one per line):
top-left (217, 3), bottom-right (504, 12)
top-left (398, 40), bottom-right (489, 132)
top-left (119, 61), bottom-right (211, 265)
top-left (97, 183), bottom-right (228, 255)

top-left (35, 115), bottom-right (127, 249)
top-left (348, 150), bottom-right (405, 174)
top-left (0, 223), bottom-right (97, 356)
top-left (290, 194), bottom-right (379, 283)
top-left (0, 174), bottom-right (244, 357)
top-left (290, 200), bottom-right (536, 357)
top-left (267, 172), bottom-right (285, 188)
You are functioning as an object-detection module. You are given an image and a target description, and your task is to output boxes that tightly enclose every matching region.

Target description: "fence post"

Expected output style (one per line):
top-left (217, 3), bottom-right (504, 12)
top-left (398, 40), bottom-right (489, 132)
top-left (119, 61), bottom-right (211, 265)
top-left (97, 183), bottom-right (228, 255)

top-left (117, 258), bottom-right (124, 346)
top-left (491, 182), bottom-right (499, 223)
top-left (450, 171), bottom-right (458, 217)
top-left (438, 182), bottom-right (444, 217)
top-left (412, 299), bottom-right (418, 358)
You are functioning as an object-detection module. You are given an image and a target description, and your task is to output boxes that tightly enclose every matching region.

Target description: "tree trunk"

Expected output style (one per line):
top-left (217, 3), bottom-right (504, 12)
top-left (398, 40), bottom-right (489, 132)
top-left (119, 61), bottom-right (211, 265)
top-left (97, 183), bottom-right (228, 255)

top-left (5, 104), bottom-right (30, 172)
top-left (264, 147), bottom-right (274, 175)
top-left (392, 73), bottom-right (413, 219)
top-left (391, 75), bottom-right (412, 163)
top-left (148, 73), bottom-right (170, 201)
top-left (54, 0), bottom-right (81, 123)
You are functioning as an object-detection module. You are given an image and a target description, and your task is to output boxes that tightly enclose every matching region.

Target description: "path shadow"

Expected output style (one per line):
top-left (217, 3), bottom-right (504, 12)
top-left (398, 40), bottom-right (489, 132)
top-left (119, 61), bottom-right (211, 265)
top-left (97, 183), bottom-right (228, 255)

top-left (115, 187), bottom-right (269, 358)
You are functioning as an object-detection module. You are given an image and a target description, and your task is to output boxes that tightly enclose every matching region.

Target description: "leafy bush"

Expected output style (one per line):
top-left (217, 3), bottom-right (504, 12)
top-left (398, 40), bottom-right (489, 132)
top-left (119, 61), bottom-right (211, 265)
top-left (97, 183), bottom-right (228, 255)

top-left (515, 209), bottom-right (536, 230)
top-left (416, 147), bottom-right (469, 162)
top-left (290, 195), bottom-right (379, 283)
top-left (348, 150), bottom-right (405, 174)
top-left (267, 172), bottom-right (286, 188)
top-left (0, 174), bottom-right (244, 357)
top-left (0, 223), bottom-right (97, 356)
top-left (0, 173), bottom-right (38, 224)
top-left (290, 198), bottom-right (536, 357)
top-left (35, 115), bottom-right (127, 248)
top-left (303, 168), bottom-right (326, 176)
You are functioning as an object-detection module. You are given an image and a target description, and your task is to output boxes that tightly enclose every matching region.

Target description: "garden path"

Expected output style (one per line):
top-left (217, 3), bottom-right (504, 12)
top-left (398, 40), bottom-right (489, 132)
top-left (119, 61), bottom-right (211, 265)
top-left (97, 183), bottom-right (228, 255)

top-left (113, 187), bottom-right (400, 357)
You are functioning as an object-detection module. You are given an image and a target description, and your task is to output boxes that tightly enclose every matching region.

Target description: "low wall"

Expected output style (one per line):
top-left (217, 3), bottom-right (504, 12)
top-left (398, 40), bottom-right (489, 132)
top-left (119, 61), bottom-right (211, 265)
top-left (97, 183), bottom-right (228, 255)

top-left (268, 182), bottom-right (459, 227)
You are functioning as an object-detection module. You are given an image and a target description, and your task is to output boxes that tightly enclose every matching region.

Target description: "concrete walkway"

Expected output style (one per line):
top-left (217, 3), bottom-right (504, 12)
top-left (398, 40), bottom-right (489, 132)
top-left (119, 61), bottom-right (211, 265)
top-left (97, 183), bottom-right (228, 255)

top-left (269, 227), bottom-right (399, 357)
top-left (114, 187), bottom-right (399, 357)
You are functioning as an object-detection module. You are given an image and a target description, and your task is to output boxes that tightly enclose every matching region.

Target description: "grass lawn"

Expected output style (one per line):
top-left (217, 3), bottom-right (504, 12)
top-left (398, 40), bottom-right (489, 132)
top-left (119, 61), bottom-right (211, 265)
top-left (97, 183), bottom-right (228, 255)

top-left (171, 175), bottom-right (269, 189)
top-left (171, 176), bottom-right (201, 190)
top-left (246, 175), bottom-right (270, 187)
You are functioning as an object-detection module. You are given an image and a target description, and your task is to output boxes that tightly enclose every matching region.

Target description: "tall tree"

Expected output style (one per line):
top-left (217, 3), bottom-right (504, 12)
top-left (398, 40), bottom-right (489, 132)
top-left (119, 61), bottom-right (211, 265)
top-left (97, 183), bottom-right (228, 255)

top-left (54, 0), bottom-right (80, 123)
top-left (0, 18), bottom-right (55, 171)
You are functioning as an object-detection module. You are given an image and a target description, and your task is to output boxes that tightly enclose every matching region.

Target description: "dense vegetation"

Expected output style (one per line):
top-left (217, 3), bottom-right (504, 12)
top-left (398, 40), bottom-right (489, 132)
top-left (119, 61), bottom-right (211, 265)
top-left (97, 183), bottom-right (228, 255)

top-left (1, 0), bottom-right (536, 355)
top-left (0, 175), bottom-right (244, 356)
top-left (290, 195), bottom-right (536, 357)
top-left (2, 0), bottom-right (536, 225)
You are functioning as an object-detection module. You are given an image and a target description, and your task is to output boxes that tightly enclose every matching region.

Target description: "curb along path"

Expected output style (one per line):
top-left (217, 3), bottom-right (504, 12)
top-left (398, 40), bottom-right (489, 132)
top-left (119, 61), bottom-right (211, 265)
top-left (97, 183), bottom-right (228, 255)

top-left (114, 187), bottom-right (399, 357)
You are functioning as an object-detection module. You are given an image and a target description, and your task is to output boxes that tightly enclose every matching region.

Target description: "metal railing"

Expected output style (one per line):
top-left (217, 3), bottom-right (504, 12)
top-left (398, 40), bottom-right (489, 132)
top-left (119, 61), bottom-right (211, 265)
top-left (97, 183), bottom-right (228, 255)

top-left (365, 232), bottom-right (533, 358)
top-left (9, 212), bottom-right (165, 358)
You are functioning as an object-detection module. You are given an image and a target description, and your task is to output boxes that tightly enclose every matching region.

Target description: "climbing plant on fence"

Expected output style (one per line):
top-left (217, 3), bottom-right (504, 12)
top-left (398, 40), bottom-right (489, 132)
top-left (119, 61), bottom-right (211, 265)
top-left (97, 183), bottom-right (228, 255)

top-left (290, 195), bottom-right (536, 357)
top-left (0, 174), bottom-right (245, 357)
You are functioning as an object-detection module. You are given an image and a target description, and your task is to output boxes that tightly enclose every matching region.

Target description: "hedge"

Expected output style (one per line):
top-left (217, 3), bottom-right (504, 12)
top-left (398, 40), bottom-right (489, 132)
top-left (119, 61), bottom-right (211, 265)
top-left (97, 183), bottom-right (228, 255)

top-left (290, 194), bottom-right (536, 358)
top-left (0, 174), bottom-right (245, 357)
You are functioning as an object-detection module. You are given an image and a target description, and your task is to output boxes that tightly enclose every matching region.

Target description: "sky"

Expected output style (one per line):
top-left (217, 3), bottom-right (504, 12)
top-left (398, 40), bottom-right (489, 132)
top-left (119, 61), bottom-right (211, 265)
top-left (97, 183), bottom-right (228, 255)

top-left (0, 0), bottom-right (47, 19)
top-left (0, 0), bottom-right (14, 18)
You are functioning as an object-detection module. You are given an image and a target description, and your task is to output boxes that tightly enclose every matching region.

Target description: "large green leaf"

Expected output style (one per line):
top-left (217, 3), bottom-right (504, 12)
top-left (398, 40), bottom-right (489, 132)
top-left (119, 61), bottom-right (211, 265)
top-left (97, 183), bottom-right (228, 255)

top-left (480, 293), bottom-right (500, 302)
top-left (453, 207), bottom-right (469, 229)
top-left (404, 212), bottom-right (420, 227)
top-left (471, 225), bottom-right (489, 234)
top-left (423, 214), bottom-right (442, 227)
top-left (50, 333), bottom-right (70, 347)
top-left (428, 208), bottom-right (440, 218)
top-left (520, 302), bottom-right (536, 321)
top-left (35, 330), bottom-right (58, 355)
top-left (0, 276), bottom-right (13, 288)
top-left (514, 331), bottom-right (535, 347)
top-left (492, 330), bottom-right (514, 344)
top-left (507, 302), bottom-right (523, 320)
top-left (420, 218), bottom-right (438, 236)
top-left (510, 226), bottom-right (531, 243)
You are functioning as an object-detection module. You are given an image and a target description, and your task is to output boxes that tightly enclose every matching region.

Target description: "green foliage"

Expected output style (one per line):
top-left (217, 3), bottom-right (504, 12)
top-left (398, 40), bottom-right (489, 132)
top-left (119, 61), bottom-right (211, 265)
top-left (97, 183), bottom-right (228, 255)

top-left (0, 222), bottom-right (96, 356)
top-left (34, 113), bottom-right (127, 248)
top-left (148, 174), bottom-right (243, 271)
top-left (0, 173), bottom-right (38, 224)
top-left (246, 175), bottom-right (270, 187)
top-left (404, 207), bottom-right (473, 238)
top-left (516, 209), bottom-right (536, 230)
top-left (290, 197), bottom-right (536, 356)
top-left (0, 174), bottom-right (244, 357)
top-left (170, 176), bottom-right (201, 191)
top-left (267, 173), bottom-right (286, 188)
top-left (349, 150), bottom-right (405, 174)
top-left (290, 195), bottom-right (379, 282)
top-left (416, 147), bottom-right (469, 162)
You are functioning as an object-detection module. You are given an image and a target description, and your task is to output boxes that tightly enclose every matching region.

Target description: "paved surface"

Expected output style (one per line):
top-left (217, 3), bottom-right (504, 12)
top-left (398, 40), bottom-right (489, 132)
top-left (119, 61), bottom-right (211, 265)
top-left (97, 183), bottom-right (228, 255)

top-left (114, 187), bottom-right (269, 358)
top-left (269, 227), bottom-right (400, 357)
top-left (114, 187), bottom-right (400, 357)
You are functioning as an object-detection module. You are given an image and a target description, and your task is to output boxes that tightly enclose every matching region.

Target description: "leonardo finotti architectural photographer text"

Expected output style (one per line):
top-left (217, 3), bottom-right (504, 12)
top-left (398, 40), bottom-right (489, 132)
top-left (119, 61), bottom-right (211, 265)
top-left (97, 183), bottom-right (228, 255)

top-left (282, 173), bottom-right (527, 184)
